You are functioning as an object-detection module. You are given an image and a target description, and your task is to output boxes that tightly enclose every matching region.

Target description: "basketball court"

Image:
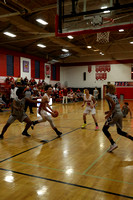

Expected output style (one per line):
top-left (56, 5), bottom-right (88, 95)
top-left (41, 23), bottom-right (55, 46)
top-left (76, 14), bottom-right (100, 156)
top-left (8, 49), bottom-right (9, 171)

top-left (0, 100), bottom-right (133, 199)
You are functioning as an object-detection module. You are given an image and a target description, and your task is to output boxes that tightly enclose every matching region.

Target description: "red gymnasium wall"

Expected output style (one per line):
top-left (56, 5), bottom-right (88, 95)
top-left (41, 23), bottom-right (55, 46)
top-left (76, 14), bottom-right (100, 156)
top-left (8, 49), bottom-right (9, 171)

top-left (0, 48), bottom-right (60, 81)
top-left (116, 87), bottom-right (133, 99)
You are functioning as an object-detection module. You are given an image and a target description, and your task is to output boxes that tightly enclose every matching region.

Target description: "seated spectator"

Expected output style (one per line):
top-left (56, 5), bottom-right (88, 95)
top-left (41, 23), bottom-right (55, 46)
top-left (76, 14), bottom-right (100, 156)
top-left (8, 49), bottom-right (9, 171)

top-left (77, 88), bottom-right (81, 93)
top-left (67, 91), bottom-right (73, 102)
top-left (16, 77), bottom-right (21, 85)
top-left (24, 76), bottom-right (28, 85)
top-left (5, 76), bottom-right (10, 85)
top-left (30, 78), bottom-right (36, 85)
top-left (10, 76), bottom-right (15, 84)
top-left (73, 92), bottom-right (78, 102)
top-left (0, 93), bottom-right (6, 112)
top-left (21, 77), bottom-right (25, 86)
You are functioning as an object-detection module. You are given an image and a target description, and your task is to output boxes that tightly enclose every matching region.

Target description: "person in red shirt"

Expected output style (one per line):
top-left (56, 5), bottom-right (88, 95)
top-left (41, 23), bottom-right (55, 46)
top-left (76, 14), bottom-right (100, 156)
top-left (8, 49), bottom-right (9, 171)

top-left (62, 87), bottom-right (68, 104)
top-left (10, 76), bottom-right (15, 84)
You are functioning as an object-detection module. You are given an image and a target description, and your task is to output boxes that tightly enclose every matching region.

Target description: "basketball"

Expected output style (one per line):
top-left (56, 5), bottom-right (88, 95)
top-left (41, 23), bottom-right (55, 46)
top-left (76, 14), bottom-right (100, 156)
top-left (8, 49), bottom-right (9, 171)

top-left (53, 110), bottom-right (59, 117)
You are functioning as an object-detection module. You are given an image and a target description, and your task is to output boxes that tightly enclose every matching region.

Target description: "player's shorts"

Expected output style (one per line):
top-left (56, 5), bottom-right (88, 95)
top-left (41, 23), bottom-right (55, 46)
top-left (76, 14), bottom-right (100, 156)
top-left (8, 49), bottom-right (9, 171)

top-left (7, 113), bottom-right (28, 124)
top-left (40, 109), bottom-right (52, 122)
top-left (104, 112), bottom-right (123, 129)
top-left (83, 106), bottom-right (96, 115)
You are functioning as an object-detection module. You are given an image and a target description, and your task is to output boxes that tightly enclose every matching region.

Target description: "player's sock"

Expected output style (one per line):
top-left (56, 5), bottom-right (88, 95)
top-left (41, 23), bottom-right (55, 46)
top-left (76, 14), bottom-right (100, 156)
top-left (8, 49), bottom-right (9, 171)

top-left (110, 139), bottom-right (115, 145)
top-left (95, 122), bottom-right (98, 126)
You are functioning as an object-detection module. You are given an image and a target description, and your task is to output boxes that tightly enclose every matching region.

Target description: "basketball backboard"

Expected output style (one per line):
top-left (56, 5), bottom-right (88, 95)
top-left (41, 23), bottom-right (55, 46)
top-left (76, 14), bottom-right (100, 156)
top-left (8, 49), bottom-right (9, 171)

top-left (55, 0), bottom-right (133, 38)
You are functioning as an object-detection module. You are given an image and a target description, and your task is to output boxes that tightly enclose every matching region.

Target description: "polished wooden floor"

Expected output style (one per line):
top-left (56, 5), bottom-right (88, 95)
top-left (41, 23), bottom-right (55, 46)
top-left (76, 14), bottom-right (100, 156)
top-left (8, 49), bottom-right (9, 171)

top-left (0, 100), bottom-right (133, 200)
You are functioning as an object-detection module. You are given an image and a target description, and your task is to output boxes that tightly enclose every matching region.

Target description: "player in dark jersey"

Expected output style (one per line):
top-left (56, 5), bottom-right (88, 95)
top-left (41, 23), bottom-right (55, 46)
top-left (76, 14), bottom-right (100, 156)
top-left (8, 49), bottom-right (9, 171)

top-left (102, 84), bottom-right (133, 152)
top-left (0, 88), bottom-right (40, 139)
top-left (122, 102), bottom-right (132, 118)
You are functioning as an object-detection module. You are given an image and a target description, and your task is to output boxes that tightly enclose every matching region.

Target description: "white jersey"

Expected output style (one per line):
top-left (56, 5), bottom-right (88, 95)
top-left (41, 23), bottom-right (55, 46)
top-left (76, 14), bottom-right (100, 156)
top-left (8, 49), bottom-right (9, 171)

top-left (43, 93), bottom-right (50, 102)
top-left (39, 93), bottom-right (50, 112)
top-left (84, 94), bottom-right (93, 107)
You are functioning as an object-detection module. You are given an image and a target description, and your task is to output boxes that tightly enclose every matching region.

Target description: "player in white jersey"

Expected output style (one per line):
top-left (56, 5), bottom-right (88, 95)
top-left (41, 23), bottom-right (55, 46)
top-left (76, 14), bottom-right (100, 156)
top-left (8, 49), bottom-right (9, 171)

top-left (102, 84), bottom-right (133, 152)
top-left (81, 89), bottom-right (99, 130)
top-left (32, 85), bottom-right (62, 137)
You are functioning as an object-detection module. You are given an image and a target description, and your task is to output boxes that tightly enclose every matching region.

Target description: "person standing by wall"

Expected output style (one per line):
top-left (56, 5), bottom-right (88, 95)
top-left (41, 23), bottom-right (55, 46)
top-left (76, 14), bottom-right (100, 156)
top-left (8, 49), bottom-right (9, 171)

top-left (62, 87), bottom-right (68, 104)
top-left (10, 84), bottom-right (18, 102)
top-left (24, 86), bottom-right (34, 114)
top-left (93, 87), bottom-right (99, 100)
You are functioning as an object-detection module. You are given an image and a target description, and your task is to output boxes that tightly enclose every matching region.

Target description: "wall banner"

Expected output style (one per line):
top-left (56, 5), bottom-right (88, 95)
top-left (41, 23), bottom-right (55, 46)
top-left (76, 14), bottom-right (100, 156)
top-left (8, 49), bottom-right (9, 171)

top-left (20, 57), bottom-right (31, 79)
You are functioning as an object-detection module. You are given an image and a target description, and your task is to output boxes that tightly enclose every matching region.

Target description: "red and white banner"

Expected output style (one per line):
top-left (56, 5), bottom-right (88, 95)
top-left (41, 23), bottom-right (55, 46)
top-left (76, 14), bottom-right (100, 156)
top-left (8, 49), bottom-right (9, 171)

top-left (96, 72), bottom-right (107, 80)
top-left (95, 64), bottom-right (111, 72)
top-left (88, 65), bottom-right (92, 73)
top-left (45, 63), bottom-right (51, 77)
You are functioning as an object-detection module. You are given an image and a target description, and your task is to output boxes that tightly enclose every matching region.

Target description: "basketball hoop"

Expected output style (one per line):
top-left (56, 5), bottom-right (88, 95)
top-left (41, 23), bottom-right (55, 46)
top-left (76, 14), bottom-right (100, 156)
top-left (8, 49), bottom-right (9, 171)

top-left (97, 32), bottom-right (110, 43)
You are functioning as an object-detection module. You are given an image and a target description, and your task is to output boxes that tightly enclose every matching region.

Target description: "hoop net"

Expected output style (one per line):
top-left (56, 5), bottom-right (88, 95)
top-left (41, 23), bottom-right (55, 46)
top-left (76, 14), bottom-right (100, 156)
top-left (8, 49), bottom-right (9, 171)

top-left (97, 32), bottom-right (110, 43)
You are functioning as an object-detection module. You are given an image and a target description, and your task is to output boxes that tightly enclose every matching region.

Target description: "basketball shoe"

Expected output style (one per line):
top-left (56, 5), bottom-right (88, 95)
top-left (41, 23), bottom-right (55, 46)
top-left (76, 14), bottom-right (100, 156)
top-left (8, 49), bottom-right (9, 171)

top-left (107, 143), bottom-right (118, 152)
top-left (81, 123), bottom-right (87, 129)
top-left (95, 126), bottom-right (99, 131)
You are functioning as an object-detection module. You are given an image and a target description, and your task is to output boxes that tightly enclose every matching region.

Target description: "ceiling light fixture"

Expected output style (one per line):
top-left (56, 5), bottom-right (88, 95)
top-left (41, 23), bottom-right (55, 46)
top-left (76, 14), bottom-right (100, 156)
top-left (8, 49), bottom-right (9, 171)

top-left (3, 31), bottom-right (16, 38)
top-left (67, 35), bottom-right (74, 39)
top-left (103, 10), bottom-right (110, 14)
top-left (36, 19), bottom-right (48, 25)
top-left (62, 49), bottom-right (69, 52)
top-left (37, 44), bottom-right (46, 48)
top-left (119, 29), bottom-right (124, 32)
top-left (87, 46), bottom-right (92, 49)
top-left (100, 52), bottom-right (104, 55)
top-left (130, 41), bottom-right (133, 44)
top-left (101, 6), bottom-right (107, 9)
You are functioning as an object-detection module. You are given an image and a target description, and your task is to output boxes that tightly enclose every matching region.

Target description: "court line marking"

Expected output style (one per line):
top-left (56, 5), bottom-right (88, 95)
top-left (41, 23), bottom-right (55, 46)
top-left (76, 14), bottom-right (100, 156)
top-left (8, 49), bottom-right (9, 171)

top-left (0, 168), bottom-right (133, 199)
top-left (82, 137), bottom-right (121, 175)
top-left (10, 160), bottom-right (133, 186)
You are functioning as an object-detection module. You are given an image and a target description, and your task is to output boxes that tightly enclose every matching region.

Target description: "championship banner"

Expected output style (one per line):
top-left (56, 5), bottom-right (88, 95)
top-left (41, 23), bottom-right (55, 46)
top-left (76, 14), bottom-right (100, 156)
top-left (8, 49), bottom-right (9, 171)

top-left (96, 72), bottom-right (107, 80)
top-left (95, 64), bottom-right (111, 72)
top-left (45, 63), bottom-right (51, 78)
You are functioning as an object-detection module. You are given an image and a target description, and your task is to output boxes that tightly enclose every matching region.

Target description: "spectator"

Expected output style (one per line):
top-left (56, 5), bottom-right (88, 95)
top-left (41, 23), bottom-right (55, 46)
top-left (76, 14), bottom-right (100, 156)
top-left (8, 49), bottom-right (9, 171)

top-left (93, 87), bottom-right (99, 100)
top-left (0, 93), bottom-right (6, 112)
top-left (62, 87), bottom-right (68, 104)
top-left (10, 84), bottom-right (18, 102)
top-left (10, 76), bottom-right (15, 84)
top-left (24, 86), bottom-right (34, 114)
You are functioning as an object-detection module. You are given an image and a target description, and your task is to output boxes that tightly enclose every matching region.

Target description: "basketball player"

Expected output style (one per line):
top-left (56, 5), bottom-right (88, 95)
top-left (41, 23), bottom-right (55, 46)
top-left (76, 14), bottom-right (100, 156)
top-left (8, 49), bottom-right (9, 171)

top-left (0, 88), bottom-right (40, 139)
top-left (81, 89), bottom-right (99, 130)
top-left (102, 84), bottom-right (133, 152)
top-left (122, 102), bottom-right (132, 118)
top-left (32, 85), bottom-right (62, 137)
